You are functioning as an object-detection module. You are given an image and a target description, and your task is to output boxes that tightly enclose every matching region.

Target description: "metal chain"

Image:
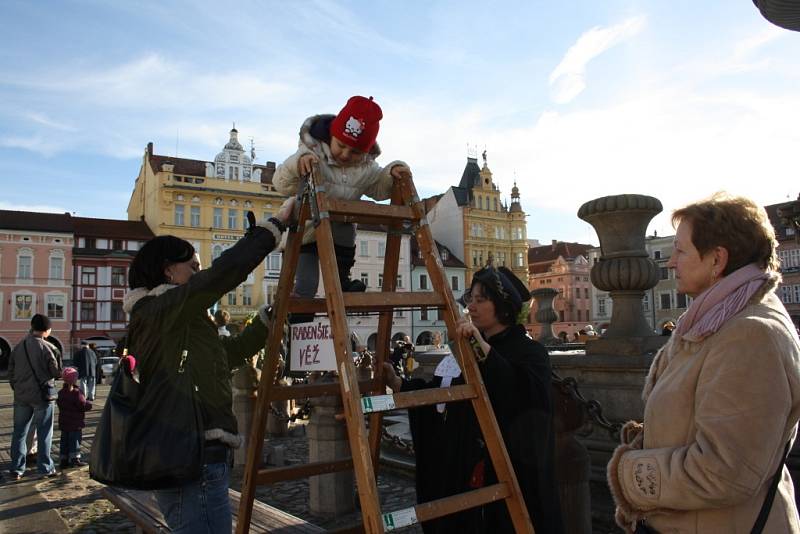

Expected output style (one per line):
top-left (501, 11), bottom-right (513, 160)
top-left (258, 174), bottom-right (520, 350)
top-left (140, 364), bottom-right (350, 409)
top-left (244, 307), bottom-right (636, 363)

top-left (380, 425), bottom-right (415, 455)
top-left (551, 370), bottom-right (622, 440)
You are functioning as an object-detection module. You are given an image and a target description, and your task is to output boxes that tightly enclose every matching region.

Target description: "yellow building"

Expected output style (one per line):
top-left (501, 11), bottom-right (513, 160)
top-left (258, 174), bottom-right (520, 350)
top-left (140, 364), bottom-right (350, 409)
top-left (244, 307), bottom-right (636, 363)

top-left (127, 127), bottom-right (288, 321)
top-left (428, 152), bottom-right (529, 285)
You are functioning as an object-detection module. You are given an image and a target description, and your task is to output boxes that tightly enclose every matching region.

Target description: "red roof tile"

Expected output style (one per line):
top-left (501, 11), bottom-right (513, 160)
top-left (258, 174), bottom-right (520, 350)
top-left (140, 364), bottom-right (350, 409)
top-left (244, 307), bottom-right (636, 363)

top-left (0, 210), bottom-right (73, 233)
top-left (72, 217), bottom-right (154, 240)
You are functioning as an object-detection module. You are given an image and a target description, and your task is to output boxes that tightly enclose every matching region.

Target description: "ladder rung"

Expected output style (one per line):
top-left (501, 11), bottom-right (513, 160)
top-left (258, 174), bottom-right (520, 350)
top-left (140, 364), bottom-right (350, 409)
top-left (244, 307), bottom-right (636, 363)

top-left (396, 484), bottom-right (510, 529)
top-left (270, 380), bottom-right (375, 401)
top-left (325, 198), bottom-right (417, 225)
top-left (256, 458), bottom-right (353, 485)
top-left (289, 292), bottom-right (445, 314)
top-left (328, 484), bottom-right (512, 533)
top-left (360, 385), bottom-right (477, 414)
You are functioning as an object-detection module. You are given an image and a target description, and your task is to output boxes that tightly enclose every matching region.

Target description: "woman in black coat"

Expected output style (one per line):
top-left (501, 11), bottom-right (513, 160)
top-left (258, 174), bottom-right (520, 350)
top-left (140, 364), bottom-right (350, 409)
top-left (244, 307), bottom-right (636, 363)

top-left (121, 201), bottom-right (293, 533)
top-left (384, 266), bottom-right (564, 534)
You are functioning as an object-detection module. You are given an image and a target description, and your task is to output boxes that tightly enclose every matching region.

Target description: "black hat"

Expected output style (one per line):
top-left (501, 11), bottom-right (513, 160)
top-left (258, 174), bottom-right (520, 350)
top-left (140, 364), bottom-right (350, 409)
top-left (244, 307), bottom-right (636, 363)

top-left (472, 266), bottom-right (532, 310)
top-left (31, 314), bottom-right (52, 332)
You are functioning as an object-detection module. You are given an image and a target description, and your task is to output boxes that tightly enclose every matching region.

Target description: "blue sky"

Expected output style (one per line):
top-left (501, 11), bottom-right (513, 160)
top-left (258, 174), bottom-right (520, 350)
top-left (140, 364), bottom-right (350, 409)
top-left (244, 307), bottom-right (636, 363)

top-left (1, 0), bottom-right (798, 245)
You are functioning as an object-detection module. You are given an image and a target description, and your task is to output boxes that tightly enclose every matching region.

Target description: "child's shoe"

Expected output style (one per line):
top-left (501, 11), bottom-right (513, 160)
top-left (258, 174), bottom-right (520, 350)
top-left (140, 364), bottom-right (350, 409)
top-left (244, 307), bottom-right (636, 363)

top-left (70, 459), bottom-right (87, 468)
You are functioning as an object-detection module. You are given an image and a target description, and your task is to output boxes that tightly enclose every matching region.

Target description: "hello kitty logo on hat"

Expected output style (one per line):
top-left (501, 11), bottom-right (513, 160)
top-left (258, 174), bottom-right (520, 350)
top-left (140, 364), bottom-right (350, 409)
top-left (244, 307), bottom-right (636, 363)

top-left (344, 116), bottom-right (365, 139)
top-left (330, 96), bottom-right (383, 153)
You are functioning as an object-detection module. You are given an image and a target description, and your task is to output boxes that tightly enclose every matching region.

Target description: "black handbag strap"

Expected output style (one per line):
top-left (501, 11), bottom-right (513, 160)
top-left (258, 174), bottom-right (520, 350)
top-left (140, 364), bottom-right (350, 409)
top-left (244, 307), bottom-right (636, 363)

top-left (751, 440), bottom-right (792, 534)
top-left (22, 339), bottom-right (47, 386)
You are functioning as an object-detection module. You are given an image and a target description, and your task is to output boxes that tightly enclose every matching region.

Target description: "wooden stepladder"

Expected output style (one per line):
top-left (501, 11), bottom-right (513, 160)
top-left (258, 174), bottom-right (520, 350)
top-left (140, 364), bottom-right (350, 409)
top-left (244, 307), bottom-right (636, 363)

top-left (236, 167), bottom-right (534, 534)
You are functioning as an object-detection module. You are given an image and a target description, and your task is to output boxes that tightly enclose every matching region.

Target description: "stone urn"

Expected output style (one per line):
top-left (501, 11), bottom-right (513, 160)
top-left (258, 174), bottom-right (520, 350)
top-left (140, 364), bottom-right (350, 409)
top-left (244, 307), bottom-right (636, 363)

top-left (578, 195), bottom-right (665, 354)
top-left (531, 287), bottom-right (560, 346)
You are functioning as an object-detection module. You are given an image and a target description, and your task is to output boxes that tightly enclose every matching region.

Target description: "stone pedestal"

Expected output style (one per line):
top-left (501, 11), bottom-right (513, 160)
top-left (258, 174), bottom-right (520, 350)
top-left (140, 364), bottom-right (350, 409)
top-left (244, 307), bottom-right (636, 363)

top-left (577, 194), bottom-right (666, 355)
top-left (307, 376), bottom-right (354, 516)
top-left (232, 363), bottom-right (260, 467)
top-left (531, 287), bottom-right (560, 345)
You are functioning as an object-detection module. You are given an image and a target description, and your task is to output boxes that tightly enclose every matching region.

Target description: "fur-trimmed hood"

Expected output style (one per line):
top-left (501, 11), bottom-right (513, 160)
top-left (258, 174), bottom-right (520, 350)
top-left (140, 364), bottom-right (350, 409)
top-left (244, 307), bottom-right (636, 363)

top-left (300, 114), bottom-right (382, 160)
top-left (123, 284), bottom-right (176, 314)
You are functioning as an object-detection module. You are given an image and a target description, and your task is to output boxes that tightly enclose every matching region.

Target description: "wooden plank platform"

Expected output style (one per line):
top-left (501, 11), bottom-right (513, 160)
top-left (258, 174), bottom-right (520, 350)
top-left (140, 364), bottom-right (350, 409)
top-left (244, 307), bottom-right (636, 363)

top-left (102, 486), bottom-right (324, 533)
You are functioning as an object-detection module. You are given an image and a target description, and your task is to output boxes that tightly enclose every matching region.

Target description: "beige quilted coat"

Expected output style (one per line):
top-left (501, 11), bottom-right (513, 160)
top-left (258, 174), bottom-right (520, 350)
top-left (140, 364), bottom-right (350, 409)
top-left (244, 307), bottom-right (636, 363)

top-left (608, 274), bottom-right (800, 533)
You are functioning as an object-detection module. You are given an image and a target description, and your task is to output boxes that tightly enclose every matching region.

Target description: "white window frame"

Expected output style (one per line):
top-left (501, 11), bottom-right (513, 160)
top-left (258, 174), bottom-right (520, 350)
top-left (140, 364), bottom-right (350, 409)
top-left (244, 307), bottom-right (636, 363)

top-left (360, 241), bottom-right (369, 257)
top-left (49, 252), bottom-right (64, 282)
top-left (174, 204), bottom-right (185, 226)
top-left (45, 292), bottom-right (66, 320)
top-left (377, 242), bottom-right (385, 257)
top-left (17, 248), bottom-right (33, 281)
top-left (213, 208), bottom-right (223, 228)
top-left (242, 285), bottom-right (253, 306)
top-left (190, 206), bottom-right (201, 227)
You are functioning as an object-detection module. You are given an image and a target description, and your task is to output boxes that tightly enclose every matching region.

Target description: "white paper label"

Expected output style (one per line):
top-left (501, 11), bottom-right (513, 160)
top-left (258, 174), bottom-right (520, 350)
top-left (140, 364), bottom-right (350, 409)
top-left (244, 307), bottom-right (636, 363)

top-left (434, 354), bottom-right (462, 378)
top-left (290, 318), bottom-right (336, 371)
top-left (382, 507), bottom-right (418, 530)
top-left (361, 394), bottom-right (396, 414)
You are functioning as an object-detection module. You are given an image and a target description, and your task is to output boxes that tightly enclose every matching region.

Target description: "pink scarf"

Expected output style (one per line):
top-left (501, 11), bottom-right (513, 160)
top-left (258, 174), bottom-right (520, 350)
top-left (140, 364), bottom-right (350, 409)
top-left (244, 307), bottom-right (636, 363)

top-left (675, 263), bottom-right (769, 342)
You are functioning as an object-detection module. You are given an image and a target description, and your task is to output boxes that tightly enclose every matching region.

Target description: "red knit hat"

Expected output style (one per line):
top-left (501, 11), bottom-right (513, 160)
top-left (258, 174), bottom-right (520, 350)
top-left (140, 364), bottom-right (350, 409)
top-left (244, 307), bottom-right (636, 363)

top-left (330, 96), bottom-right (383, 153)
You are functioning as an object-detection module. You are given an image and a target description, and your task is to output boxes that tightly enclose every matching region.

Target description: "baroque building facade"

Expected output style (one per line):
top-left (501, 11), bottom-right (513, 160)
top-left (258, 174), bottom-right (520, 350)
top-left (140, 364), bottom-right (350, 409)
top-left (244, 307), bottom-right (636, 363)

top-left (527, 241), bottom-right (594, 340)
top-left (767, 197), bottom-right (800, 330)
top-left (427, 153), bottom-right (529, 286)
top-left (127, 127), bottom-right (287, 321)
top-left (71, 217), bottom-right (154, 350)
top-left (0, 211), bottom-right (73, 365)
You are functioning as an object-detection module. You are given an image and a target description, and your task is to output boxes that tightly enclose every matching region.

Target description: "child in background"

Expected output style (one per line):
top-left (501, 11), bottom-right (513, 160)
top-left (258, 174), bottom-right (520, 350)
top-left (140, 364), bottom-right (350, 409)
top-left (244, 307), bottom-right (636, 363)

top-left (56, 367), bottom-right (91, 468)
top-left (273, 95), bottom-right (412, 312)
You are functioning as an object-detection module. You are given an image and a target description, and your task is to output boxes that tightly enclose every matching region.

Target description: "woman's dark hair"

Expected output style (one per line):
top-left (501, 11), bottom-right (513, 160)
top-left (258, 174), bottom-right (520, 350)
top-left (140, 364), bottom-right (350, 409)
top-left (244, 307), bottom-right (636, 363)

top-left (471, 266), bottom-right (529, 327)
top-left (129, 235), bottom-right (195, 290)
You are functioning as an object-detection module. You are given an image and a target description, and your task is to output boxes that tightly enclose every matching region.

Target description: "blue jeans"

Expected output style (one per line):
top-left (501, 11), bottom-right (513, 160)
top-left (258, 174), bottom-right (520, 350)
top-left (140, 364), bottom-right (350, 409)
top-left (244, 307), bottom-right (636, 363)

top-left (9, 401), bottom-right (55, 476)
top-left (60, 430), bottom-right (82, 461)
top-left (153, 461), bottom-right (231, 533)
top-left (80, 376), bottom-right (96, 400)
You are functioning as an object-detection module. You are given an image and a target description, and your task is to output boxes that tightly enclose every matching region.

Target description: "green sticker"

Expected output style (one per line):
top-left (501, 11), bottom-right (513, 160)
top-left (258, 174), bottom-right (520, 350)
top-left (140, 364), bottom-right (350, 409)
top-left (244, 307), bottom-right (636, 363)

top-left (382, 507), bottom-right (418, 530)
top-left (361, 394), bottom-right (396, 414)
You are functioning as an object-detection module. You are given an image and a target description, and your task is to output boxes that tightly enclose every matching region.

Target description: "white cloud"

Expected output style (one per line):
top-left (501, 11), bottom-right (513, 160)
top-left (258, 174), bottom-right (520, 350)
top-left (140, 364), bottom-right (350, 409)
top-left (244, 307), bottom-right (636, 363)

top-left (25, 112), bottom-right (78, 132)
top-left (549, 16), bottom-right (647, 104)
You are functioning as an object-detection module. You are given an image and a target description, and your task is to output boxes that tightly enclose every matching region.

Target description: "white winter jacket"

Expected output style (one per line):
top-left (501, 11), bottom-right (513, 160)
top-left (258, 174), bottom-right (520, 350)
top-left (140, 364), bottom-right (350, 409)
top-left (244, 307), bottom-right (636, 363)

top-left (272, 114), bottom-right (406, 245)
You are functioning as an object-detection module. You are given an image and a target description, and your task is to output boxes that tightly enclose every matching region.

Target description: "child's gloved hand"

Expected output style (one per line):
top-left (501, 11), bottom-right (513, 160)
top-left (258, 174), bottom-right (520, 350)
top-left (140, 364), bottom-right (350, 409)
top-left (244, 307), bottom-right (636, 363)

top-left (390, 164), bottom-right (412, 181)
top-left (276, 196), bottom-right (297, 226)
top-left (298, 153), bottom-right (319, 176)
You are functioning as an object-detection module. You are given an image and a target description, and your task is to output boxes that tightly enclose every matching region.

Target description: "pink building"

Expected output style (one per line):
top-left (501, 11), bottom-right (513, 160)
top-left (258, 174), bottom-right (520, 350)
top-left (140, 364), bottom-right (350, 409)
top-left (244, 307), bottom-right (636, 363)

top-left (0, 211), bottom-right (73, 369)
top-left (527, 241), bottom-right (595, 340)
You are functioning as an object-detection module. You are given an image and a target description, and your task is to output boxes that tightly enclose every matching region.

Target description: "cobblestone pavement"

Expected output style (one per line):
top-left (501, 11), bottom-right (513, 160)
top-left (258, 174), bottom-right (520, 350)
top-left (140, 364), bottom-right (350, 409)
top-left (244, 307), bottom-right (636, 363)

top-left (0, 379), bottom-right (425, 533)
top-left (1, 379), bottom-right (618, 533)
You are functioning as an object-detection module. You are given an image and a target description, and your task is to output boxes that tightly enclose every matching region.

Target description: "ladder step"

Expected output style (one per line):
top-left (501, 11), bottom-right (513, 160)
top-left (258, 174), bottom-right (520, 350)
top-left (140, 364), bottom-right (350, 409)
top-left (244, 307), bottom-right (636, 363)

top-left (289, 292), bottom-right (445, 314)
top-left (256, 458), bottom-right (353, 485)
top-left (270, 380), bottom-right (375, 401)
top-left (381, 483), bottom-right (510, 530)
top-left (325, 198), bottom-right (417, 225)
top-left (360, 385), bottom-right (477, 414)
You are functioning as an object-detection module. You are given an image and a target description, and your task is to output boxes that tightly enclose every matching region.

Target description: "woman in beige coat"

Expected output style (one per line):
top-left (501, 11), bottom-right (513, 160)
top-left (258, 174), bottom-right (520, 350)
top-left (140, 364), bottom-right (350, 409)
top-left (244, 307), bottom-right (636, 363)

top-left (608, 193), bottom-right (800, 533)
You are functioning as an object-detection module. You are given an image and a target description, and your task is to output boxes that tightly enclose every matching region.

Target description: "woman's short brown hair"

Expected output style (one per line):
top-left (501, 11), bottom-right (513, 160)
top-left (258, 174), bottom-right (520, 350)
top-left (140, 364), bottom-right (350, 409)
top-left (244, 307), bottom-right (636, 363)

top-left (671, 192), bottom-right (778, 275)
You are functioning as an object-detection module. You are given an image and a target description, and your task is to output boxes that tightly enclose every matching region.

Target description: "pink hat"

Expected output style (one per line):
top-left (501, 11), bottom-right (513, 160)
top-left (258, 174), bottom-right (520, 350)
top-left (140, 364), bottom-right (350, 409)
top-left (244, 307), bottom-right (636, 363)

top-left (330, 96), bottom-right (383, 153)
top-left (62, 367), bottom-right (79, 384)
